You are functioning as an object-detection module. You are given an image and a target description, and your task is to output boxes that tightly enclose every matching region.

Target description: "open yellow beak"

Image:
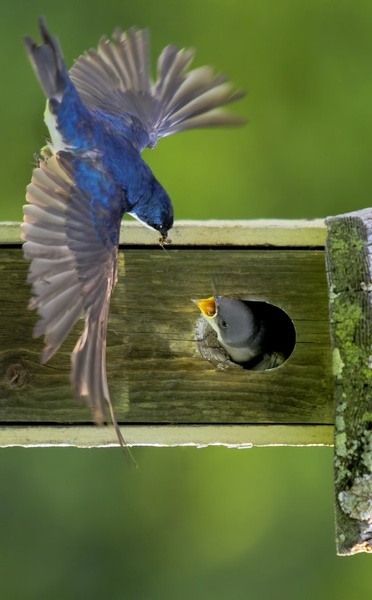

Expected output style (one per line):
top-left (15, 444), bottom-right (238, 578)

top-left (192, 296), bottom-right (217, 318)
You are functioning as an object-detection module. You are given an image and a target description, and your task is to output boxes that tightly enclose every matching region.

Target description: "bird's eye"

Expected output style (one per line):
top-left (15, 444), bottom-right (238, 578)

top-left (220, 320), bottom-right (228, 328)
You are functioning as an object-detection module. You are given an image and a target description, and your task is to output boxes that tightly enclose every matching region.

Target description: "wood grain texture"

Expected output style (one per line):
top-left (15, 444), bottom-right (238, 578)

top-left (326, 209), bottom-right (372, 555)
top-left (1, 238), bottom-right (332, 439)
top-left (0, 425), bottom-right (333, 448)
top-left (1, 219), bottom-right (326, 246)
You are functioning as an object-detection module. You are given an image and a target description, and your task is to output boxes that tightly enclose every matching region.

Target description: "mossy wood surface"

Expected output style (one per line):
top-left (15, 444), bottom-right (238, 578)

top-left (0, 221), bottom-right (332, 446)
top-left (326, 209), bottom-right (372, 555)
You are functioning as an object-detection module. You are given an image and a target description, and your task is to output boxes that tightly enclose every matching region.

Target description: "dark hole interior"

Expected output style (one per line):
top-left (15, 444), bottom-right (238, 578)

top-left (238, 300), bottom-right (296, 370)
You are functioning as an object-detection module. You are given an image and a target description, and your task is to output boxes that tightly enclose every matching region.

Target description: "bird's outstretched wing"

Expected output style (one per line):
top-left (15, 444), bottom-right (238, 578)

top-left (21, 153), bottom-right (130, 454)
top-left (70, 27), bottom-right (245, 149)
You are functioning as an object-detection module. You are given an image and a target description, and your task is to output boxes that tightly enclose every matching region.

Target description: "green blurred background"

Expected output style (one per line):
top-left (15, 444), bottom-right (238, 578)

top-left (1, 0), bottom-right (372, 597)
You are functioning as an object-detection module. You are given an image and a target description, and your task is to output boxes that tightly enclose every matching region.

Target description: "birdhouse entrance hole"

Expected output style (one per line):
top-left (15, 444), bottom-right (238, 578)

top-left (194, 299), bottom-right (296, 371)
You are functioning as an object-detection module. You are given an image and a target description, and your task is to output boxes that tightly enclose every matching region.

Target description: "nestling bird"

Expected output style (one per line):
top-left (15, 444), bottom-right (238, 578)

top-left (193, 296), bottom-right (266, 364)
top-left (193, 296), bottom-right (291, 370)
top-left (22, 18), bottom-right (245, 450)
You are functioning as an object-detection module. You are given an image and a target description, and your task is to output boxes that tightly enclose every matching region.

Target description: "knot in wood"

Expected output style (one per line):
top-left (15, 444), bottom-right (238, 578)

top-left (6, 363), bottom-right (28, 389)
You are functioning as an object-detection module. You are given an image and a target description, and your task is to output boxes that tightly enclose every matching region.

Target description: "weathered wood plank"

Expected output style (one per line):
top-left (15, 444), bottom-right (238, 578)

top-left (1, 219), bottom-right (326, 246)
top-left (0, 425), bottom-right (333, 448)
top-left (1, 228), bottom-right (333, 445)
top-left (326, 208), bottom-right (372, 555)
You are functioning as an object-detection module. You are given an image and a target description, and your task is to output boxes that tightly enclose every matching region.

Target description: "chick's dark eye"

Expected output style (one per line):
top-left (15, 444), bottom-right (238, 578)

top-left (220, 320), bottom-right (228, 328)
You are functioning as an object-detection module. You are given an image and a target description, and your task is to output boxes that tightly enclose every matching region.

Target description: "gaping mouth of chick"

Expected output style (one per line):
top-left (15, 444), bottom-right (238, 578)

top-left (193, 297), bottom-right (217, 318)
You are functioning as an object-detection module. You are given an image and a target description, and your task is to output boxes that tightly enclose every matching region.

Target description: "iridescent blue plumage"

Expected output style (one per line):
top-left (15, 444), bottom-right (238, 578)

top-left (22, 17), bottom-right (245, 450)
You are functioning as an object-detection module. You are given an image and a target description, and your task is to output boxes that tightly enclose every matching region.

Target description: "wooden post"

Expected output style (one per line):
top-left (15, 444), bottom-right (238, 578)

top-left (326, 209), bottom-right (372, 555)
top-left (1, 219), bottom-right (332, 449)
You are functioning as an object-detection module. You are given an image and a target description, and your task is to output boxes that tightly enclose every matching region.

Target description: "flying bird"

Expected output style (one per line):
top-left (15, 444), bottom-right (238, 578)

top-left (22, 17), bottom-right (245, 451)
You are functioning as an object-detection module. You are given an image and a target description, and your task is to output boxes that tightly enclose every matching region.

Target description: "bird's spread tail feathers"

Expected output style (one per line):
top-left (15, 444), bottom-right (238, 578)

top-left (72, 311), bottom-right (137, 466)
top-left (24, 17), bottom-right (69, 102)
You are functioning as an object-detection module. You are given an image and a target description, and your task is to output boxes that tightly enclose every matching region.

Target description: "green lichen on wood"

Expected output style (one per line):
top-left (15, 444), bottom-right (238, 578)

top-left (339, 429), bottom-right (372, 532)
top-left (326, 209), bottom-right (372, 555)
top-left (332, 348), bottom-right (344, 379)
top-left (331, 302), bottom-right (363, 370)
top-left (339, 475), bottom-right (372, 523)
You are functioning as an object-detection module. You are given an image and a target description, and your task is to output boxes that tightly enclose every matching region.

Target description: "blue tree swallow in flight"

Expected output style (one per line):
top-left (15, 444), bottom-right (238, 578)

top-left (22, 17), bottom-right (245, 450)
